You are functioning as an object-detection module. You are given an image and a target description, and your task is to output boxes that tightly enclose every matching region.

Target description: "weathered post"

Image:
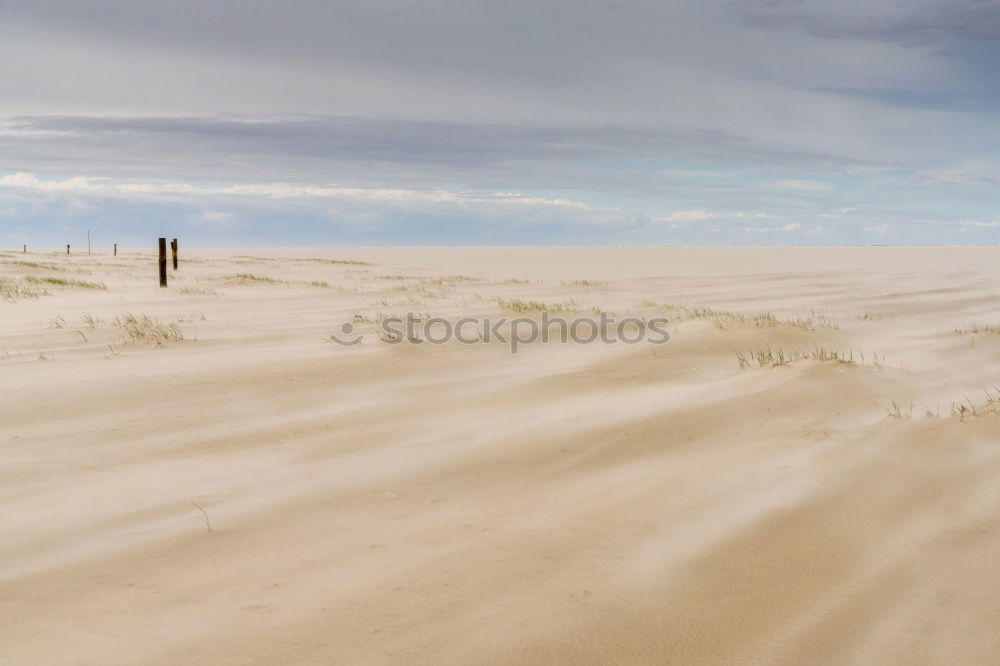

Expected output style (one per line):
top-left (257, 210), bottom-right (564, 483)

top-left (114, 243), bottom-right (117, 257)
top-left (158, 238), bottom-right (168, 287)
top-left (171, 238), bottom-right (178, 270)
top-left (23, 244), bottom-right (26, 253)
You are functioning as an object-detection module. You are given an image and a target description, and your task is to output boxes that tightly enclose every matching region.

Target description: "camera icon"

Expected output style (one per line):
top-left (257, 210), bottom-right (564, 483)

top-left (329, 321), bottom-right (363, 346)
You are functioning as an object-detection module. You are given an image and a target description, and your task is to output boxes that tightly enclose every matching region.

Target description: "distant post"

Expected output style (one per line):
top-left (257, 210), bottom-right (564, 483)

top-left (67, 244), bottom-right (70, 255)
top-left (23, 244), bottom-right (26, 253)
top-left (114, 243), bottom-right (117, 257)
top-left (171, 238), bottom-right (178, 270)
top-left (88, 230), bottom-right (91, 256)
top-left (158, 238), bottom-right (168, 287)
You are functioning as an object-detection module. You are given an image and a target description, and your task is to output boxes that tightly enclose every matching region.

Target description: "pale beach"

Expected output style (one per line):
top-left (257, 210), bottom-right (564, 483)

top-left (3, 246), bottom-right (1000, 664)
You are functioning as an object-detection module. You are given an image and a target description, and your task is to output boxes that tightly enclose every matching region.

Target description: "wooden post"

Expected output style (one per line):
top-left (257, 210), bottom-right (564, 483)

top-left (158, 238), bottom-right (168, 288)
top-left (171, 238), bottom-right (178, 270)
top-left (67, 244), bottom-right (70, 255)
top-left (23, 244), bottom-right (26, 253)
top-left (114, 243), bottom-right (117, 257)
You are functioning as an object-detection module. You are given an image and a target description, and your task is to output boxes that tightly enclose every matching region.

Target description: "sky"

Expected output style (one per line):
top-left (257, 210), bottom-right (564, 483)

top-left (1, 0), bottom-right (999, 247)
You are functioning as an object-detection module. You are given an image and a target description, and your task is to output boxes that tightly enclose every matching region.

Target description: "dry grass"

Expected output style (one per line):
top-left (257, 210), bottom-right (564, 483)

top-left (735, 345), bottom-right (885, 370)
top-left (225, 273), bottom-right (288, 285)
top-left (884, 387), bottom-right (1000, 421)
top-left (954, 323), bottom-right (1000, 335)
top-left (0, 259), bottom-right (79, 272)
top-left (224, 273), bottom-right (330, 288)
top-left (497, 297), bottom-right (578, 313)
top-left (178, 287), bottom-right (222, 296)
top-left (293, 257), bottom-right (371, 265)
top-left (563, 279), bottom-right (606, 287)
top-left (24, 276), bottom-right (106, 290)
top-left (641, 300), bottom-right (838, 331)
top-left (1, 277), bottom-right (45, 300)
top-left (950, 388), bottom-right (1000, 421)
top-left (428, 275), bottom-right (480, 285)
top-left (231, 255), bottom-right (276, 262)
top-left (111, 313), bottom-right (184, 345)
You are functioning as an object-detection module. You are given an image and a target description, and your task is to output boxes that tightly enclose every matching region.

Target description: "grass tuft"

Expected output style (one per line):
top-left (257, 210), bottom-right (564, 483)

top-left (736, 345), bottom-right (883, 370)
top-left (0, 276), bottom-right (47, 300)
top-left (112, 313), bottom-right (184, 345)
top-left (497, 297), bottom-right (577, 312)
top-left (563, 279), bottom-right (607, 287)
top-left (24, 276), bottom-right (106, 289)
top-left (225, 273), bottom-right (288, 285)
top-left (294, 257), bottom-right (371, 265)
top-left (178, 287), bottom-right (221, 296)
top-left (954, 323), bottom-right (1000, 335)
top-left (641, 301), bottom-right (838, 331)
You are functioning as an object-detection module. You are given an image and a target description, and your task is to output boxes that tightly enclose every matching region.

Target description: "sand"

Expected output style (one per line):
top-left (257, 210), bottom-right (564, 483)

top-left (2, 246), bottom-right (1000, 664)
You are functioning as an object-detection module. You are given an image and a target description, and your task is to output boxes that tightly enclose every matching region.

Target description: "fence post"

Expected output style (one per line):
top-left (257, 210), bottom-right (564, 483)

top-left (158, 238), bottom-right (168, 287)
top-left (114, 243), bottom-right (117, 257)
top-left (171, 238), bottom-right (178, 270)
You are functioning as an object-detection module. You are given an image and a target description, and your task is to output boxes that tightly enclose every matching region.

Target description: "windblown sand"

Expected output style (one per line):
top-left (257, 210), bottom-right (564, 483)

top-left (3, 246), bottom-right (1000, 664)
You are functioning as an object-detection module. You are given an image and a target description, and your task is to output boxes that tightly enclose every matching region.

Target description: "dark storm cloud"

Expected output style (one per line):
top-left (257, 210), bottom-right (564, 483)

top-left (0, 0), bottom-right (703, 95)
top-left (1, 0), bottom-right (999, 244)
top-left (2, 0), bottom-right (993, 166)
top-left (0, 1), bottom-right (686, 60)
top-left (736, 0), bottom-right (1000, 46)
top-left (814, 87), bottom-right (1000, 113)
top-left (0, 114), bottom-right (880, 188)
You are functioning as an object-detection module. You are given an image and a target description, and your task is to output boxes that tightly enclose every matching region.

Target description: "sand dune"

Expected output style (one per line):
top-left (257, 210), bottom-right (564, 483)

top-left (3, 247), bottom-right (1000, 664)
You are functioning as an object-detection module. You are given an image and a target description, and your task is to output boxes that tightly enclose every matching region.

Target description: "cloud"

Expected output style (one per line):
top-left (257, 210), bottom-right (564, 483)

top-left (774, 179), bottom-right (834, 191)
top-left (932, 219), bottom-right (1000, 228)
top-left (0, 114), bottom-right (881, 194)
top-left (660, 210), bottom-right (780, 223)
top-left (0, 171), bottom-right (643, 245)
top-left (0, 172), bottom-right (41, 188)
top-left (732, 211), bottom-right (779, 219)
top-left (818, 206), bottom-right (856, 218)
top-left (865, 224), bottom-right (890, 234)
top-left (657, 209), bottom-right (714, 223)
top-left (916, 164), bottom-right (1000, 187)
top-left (742, 222), bottom-right (802, 234)
top-left (816, 87), bottom-right (1000, 114)
top-left (0, 172), bottom-right (610, 215)
top-left (193, 210), bottom-right (236, 228)
top-left (198, 210), bottom-right (233, 221)
top-left (0, 1), bottom-right (998, 245)
top-left (736, 0), bottom-right (1000, 46)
